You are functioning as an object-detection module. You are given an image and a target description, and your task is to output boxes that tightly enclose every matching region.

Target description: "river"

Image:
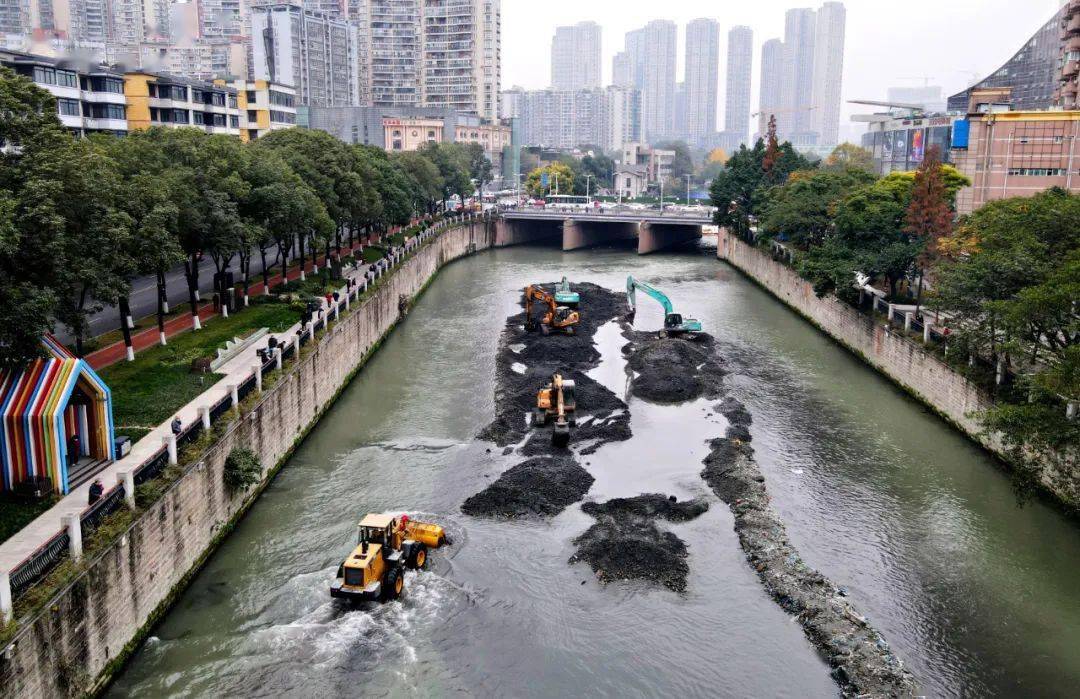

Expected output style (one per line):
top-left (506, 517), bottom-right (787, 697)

top-left (109, 243), bottom-right (1080, 698)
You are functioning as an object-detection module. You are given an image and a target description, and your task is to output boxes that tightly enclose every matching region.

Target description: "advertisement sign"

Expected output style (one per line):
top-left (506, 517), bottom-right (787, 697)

top-left (910, 129), bottom-right (926, 163)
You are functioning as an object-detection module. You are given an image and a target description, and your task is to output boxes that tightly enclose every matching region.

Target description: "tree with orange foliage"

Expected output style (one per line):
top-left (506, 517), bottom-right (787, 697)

top-left (904, 146), bottom-right (953, 318)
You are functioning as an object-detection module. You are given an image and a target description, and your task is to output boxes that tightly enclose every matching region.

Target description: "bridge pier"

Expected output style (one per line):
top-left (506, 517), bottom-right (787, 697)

top-left (563, 219), bottom-right (639, 251)
top-left (638, 222), bottom-right (703, 255)
top-left (495, 217), bottom-right (562, 247)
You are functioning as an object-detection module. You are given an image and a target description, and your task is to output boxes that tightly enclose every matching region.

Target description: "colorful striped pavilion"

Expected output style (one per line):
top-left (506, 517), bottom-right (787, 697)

top-left (0, 335), bottom-right (116, 495)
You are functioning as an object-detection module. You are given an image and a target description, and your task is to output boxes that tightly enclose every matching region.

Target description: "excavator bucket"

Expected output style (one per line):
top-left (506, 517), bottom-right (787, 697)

top-left (552, 421), bottom-right (571, 448)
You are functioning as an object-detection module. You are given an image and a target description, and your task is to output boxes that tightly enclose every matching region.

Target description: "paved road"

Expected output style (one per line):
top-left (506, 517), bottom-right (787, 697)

top-left (55, 250), bottom-right (292, 344)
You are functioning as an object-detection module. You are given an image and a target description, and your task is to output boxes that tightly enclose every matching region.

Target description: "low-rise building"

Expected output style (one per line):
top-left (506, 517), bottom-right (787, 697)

top-left (949, 106), bottom-right (1080, 215)
top-left (614, 164), bottom-right (647, 199)
top-left (859, 113), bottom-right (960, 175)
top-left (621, 142), bottom-right (675, 186)
top-left (219, 79), bottom-right (298, 141)
top-left (124, 70), bottom-right (241, 136)
top-left (0, 49), bottom-right (128, 136)
top-left (310, 104), bottom-right (509, 173)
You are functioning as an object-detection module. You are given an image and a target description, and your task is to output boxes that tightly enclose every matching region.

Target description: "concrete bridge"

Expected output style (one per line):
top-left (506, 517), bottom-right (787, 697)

top-left (495, 208), bottom-right (713, 254)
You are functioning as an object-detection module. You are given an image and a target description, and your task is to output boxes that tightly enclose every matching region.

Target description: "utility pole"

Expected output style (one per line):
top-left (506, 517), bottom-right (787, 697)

top-left (585, 174), bottom-right (594, 202)
top-left (685, 174), bottom-right (692, 206)
top-left (659, 178), bottom-right (664, 213)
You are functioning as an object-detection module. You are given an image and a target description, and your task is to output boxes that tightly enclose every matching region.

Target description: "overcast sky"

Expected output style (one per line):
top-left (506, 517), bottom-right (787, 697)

top-left (502, 0), bottom-right (1064, 141)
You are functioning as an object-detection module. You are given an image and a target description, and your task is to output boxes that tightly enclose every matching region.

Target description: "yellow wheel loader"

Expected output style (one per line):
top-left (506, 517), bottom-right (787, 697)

top-left (533, 373), bottom-right (577, 447)
top-left (330, 514), bottom-right (446, 603)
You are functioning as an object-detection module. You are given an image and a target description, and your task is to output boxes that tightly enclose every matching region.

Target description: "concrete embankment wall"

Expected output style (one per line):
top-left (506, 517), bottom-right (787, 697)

top-left (0, 219), bottom-right (496, 698)
top-left (716, 229), bottom-right (1078, 510)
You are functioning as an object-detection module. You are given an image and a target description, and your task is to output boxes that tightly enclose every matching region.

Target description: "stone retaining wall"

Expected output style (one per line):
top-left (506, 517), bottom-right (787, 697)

top-left (716, 228), bottom-right (1078, 511)
top-left (0, 218), bottom-right (496, 698)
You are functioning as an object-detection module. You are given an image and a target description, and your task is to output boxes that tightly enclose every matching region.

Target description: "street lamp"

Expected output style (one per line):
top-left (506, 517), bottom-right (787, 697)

top-left (659, 178), bottom-right (664, 213)
top-left (685, 174), bottom-right (692, 207)
top-left (585, 174), bottom-right (594, 202)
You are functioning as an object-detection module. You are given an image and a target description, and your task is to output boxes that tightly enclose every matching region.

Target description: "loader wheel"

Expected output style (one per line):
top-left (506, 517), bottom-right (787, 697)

top-left (409, 544), bottom-right (428, 570)
top-left (383, 568), bottom-right (403, 601)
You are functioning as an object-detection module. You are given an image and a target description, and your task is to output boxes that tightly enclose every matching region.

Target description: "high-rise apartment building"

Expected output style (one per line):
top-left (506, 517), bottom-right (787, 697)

top-left (352, 0), bottom-right (422, 108)
top-left (612, 50), bottom-right (632, 87)
top-left (623, 19), bottom-right (676, 143)
top-left (507, 85), bottom-right (641, 153)
top-left (420, 0), bottom-right (500, 122)
top-left (724, 25), bottom-right (753, 146)
top-left (604, 84), bottom-right (642, 153)
top-left (198, 0), bottom-right (247, 39)
top-left (758, 38), bottom-right (783, 139)
top-left (685, 18), bottom-right (719, 147)
top-left (551, 21), bottom-right (600, 91)
top-left (810, 1), bottom-right (845, 146)
top-left (250, 1), bottom-right (360, 107)
top-left (780, 7), bottom-right (816, 142)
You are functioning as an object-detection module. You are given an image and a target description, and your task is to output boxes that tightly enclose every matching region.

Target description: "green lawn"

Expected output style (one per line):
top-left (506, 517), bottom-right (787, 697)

top-left (100, 300), bottom-right (299, 435)
top-left (0, 495), bottom-right (58, 545)
top-left (271, 270), bottom-right (338, 298)
top-left (361, 246), bottom-right (386, 263)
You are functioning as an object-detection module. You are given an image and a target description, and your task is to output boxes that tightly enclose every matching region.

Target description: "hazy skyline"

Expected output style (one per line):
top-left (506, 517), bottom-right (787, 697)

top-left (503, 0), bottom-right (1063, 141)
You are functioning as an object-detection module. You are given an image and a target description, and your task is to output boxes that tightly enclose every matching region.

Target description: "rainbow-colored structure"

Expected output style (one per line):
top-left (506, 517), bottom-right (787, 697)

top-left (0, 335), bottom-right (115, 495)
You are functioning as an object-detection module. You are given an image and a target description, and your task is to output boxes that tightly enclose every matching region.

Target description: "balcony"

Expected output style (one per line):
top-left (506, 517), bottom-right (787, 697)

top-left (1065, 60), bottom-right (1080, 78)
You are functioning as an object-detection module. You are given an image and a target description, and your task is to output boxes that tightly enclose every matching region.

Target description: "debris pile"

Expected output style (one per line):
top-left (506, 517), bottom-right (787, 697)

top-left (701, 437), bottom-right (916, 697)
top-left (570, 494), bottom-right (709, 592)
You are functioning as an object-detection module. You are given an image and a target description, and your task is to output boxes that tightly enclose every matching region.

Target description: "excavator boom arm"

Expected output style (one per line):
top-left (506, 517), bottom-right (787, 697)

top-left (626, 276), bottom-right (675, 316)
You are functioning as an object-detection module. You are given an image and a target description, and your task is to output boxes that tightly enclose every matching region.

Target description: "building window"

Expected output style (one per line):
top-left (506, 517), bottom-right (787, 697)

top-left (57, 98), bottom-right (81, 116)
top-left (87, 103), bottom-right (125, 120)
top-left (56, 70), bottom-right (78, 88)
top-left (247, 90), bottom-right (257, 104)
top-left (32, 66), bottom-right (56, 85)
top-left (227, 94), bottom-right (237, 109)
top-left (428, 130), bottom-right (435, 138)
top-left (229, 115), bottom-right (239, 128)
top-left (1007, 167), bottom-right (1066, 177)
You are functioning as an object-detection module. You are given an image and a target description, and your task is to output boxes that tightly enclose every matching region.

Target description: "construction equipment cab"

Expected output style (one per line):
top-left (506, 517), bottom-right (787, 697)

top-left (534, 373), bottom-right (577, 447)
top-left (524, 284), bottom-right (580, 335)
top-left (626, 276), bottom-right (703, 339)
top-left (330, 514), bottom-right (446, 603)
top-left (554, 277), bottom-right (580, 308)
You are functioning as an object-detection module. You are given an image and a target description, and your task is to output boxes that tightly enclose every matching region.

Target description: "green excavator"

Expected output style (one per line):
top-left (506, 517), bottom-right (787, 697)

top-left (554, 277), bottom-right (580, 308)
top-left (626, 276), bottom-right (703, 339)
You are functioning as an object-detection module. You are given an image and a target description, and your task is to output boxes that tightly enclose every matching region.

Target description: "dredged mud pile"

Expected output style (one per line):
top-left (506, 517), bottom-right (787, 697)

top-left (701, 433), bottom-right (916, 696)
top-left (466, 283), bottom-right (631, 519)
top-left (478, 282), bottom-right (629, 449)
top-left (570, 495), bottom-right (709, 592)
top-left (621, 331), bottom-right (726, 404)
top-left (460, 456), bottom-right (593, 519)
top-left (714, 396), bottom-right (753, 442)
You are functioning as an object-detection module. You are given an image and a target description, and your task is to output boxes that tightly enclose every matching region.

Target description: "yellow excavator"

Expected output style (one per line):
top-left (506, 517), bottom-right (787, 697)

top-left (534, 373), bottom-right (577, 447)
top-left (330, 514), bottom-right (446, 603)
top-left (524, 284), bottom-right (580, 335)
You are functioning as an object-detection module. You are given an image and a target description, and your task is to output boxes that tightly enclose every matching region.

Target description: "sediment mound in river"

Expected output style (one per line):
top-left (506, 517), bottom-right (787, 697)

top-left (570, 494), bottom-right (709, 592)
top-left (622, 332), bottom-right (726, 404)
top-left (461, 456), bottom-right (593, 519)
top-left (714, 397), bottom-right (753, 442)
top-left (479, 282), bottom-right (631, 451)
top-left (701, 437), bottom-right (916, 697)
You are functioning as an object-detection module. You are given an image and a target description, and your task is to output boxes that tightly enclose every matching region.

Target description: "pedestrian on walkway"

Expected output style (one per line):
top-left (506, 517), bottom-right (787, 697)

top-left (67, 433), bottom-right (80, 469)
top-left (171, 416), bottom-right (183, 437)
top-left (88, 478), bottom-right (104, 505)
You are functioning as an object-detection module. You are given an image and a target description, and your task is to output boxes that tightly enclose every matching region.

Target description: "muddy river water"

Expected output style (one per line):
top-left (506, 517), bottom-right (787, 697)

top-left (110, 243), bottom-right (1080, 698)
